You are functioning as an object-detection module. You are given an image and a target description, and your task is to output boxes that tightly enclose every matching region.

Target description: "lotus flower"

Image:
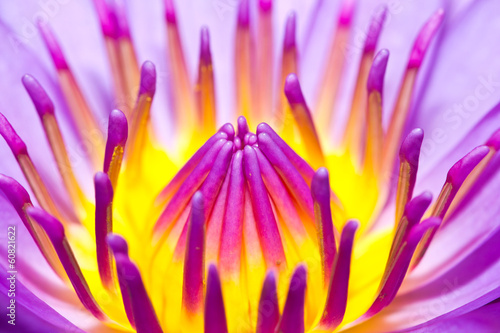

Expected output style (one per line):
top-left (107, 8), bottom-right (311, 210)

top-left (1, 0), bottom-right (500, 332)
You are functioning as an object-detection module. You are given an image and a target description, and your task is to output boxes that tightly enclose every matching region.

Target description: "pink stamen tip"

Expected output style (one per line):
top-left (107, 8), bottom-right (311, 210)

top-left (219, 123), bottom-right (235, 141)
top-left (256, 271), bottom-right (280, 333)
top-left (311, 168), bottom-right (337, 282)
top-left (408, 9), bottom-right (445, 69)
top-left (447, 145), bottom-right (489, 188)
top-left (238, 0), bottom-right (250, 27)
top-left (22, 75), bottom-right (55, 116)
top-left (115, 0), bottom-right (131, 38)
top-left (139, 61), bottom-right (157, 97)
top-left (164, 0), bottom-right (177, 24)
top-left (338, 0), bottom-right (355, 26)
top-left (367, 49), bottom-right (389, 95)
top-left (399, 128), bottom-right (424, 166)
top-left (486, 128), bottom-right (500, 151)
top-left (320, 220), bottom-right (358, 329)
top-left (92, 0), bottom-right (119, 38)
top-left (114, 253), bottom-right (162, 332)
top-left (0, 174), bottom-right (32, 217)
top-left (404, 191), bottom-right (432, 226)
top-left (205, 265), bottom-right (228, 333)
top-left (37, 22), bottom-right (69, 70)
top-left (183, 191), bottom-right (206, 312)
top-left (0, 112), bottom-right (28, 156)
top-left (284, 73), bottom-right (306, 105)
top-left (259, 0), bottom-right (272, 12)
top-left (27, 207), bottom-right (64, 244)
top-left (277, 265), bottom-right (307, 333)
top-left (200, 27), bottom-right (212, 64)
top-left (284, 12), bottom-right (297, 50)
top-left (364, 6), bottom-right (387, 53)
top-left (237, 116), bottom-right (249, 141)
top-left (107, 233), bottom-right (129, 256)
top-left (104, 109), bottom-right (128, 173)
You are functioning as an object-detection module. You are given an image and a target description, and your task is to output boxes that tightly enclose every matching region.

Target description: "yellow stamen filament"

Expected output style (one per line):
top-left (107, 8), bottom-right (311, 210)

top-left (235, 24), bottom-right (253, 125)
top-left (107, 145), bottom-right (125, 189)
top-left (119, 37), bottom-right (140, 104)
top-left (394, 160), bottom-right (412, 227)
top-left (278, 40), bottom-right (298, 139)
top-left (196, 60), bottom-right (217, 136)
top-left (255, 9), bottom-right (273, 127)
top-left (104, 37), bottom-right (130, 112)
top-left (364, 91), bottom-right (384, 177)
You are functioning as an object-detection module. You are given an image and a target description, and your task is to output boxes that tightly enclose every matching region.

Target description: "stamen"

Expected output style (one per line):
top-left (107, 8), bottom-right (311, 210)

top-left (257, 133), bottom-right (314, 219)
top-left (235, 0), bottom-right (253, 122)
top-left (196, 27), bottom-right (217, 135)
top-left (315, 0), bottom-right (354, 135)
top-left (412, 145), bottom-right (489, 268)
top-left (155, 131), bottom-right (228, 207)
top-left (382, 10), bottom-right (444, 175)
top-left (255, 0), bottom-right (273, 126)
top-left (38, 22), bottom-right (104, 166)
top-left (318, 220), bottom-right (358, 330)
top-left (243, 145), bottom-right (286, 271)
top-left (311, 168), bottom-right (337, 287)
top-left (364, 49), bottom-right (389, 176)
top-left (237, 116), bottom-right (250, 142)
top-left (277, 265), bottom-right (307, 333)
top-left (94, 172), bottom-right (114, 291)
top-left (395, 129), bottom-right (424, 224)
top-left (27, 207), bottom-right (106, 321)
top-left (182, 192), bottom-right (206, 331)
top-left (126, 61), bottom-right (156, 177)
top-left (256, 271), bottom-right (280, 333)
top-left (343, 7), bottom-right (387, 163)
top-left (0, 113), bottom-right (64, 222)
top-left (112, 250), bottom-right (162, 332)
top-left (154, 138), bottom-right (227, 235)
top-left (204, 264), bottom-right (228, 333)
top-left (278, 12), bottom-right (298, 137)
top-left (0, 175), bottom-right (65, 279)
top-left (165, 0), bottom-right (196, 135)
top-left (22, 75), bottom-right (87, 217)
top-left (103, 109), bottom-right (128, 189)
top-left (363, 217), bottom-right (441, 318)
top-left (284, 74), bottom-right (325, 169)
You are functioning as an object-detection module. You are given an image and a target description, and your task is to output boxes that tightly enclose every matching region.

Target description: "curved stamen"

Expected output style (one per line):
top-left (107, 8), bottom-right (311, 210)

top-left (0, 175), bottom-right (66, 279)
top-left (412, 145), bottom-right (489, 268)
top-left (204, 264), bottom-right (228, 333)
top-left (23, 74), bottom-right (87, 217)
top-left (27, 207), bottom-right (106, 321)
top-left (256, 271), bottom-right (280, 333)
top-left (0, 113), bottom-right (65, 222)
top-left (277, 265), bottom-right (307, 333)
top-left (311, 168), bottom-right (337, 286)
top-left (318, 220), bottom-right (358, 330)
top-left (196, 27), bottom-right (216, 134)
top-left (364, 49), bottom-right (389, 176)
top-left (94, 172), bottom-right (114, 291)
top-left (395, 129), bottom-right (424, 224)
top-left (284, 74), bottom-right (325, 169)
top-left (182, 192), bottom-right (206, 331)
top-left (104, 109), bottom-right (128, 189)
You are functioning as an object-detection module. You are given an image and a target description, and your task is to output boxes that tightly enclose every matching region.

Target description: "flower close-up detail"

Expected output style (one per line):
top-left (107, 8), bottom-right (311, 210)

top-left (1, 0), bottom-right (500, 332)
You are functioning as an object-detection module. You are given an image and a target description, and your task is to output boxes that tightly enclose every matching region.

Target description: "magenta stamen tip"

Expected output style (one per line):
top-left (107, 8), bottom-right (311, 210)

top-left (219, 123), bottom-right (235, 141)
top-left (107, 233), bottom-right (129, 256)
top-left (94, 172), bottom-right (113, 204)
top-left (37, 22), bottom-right (69, 70)
top-left (108, 109), bottom-right (128, 146)
top-left (399, 128), bottom-right (424, 164)
top-left (338, 0), bottom-right (355, 26)
top-left (165, 0), bottom-right (177, 23)
top-left (0, 112), bottom-right (28, 156)
top-left (404, 191), bottom-right (432, 224)
top-left (284, 12), bottom-right (297, 50)
top-left (205, 264), bottom-right (228, 333)
top-left (238, 0), bottom-right (250, 26)
top-left (22, 75), bottom-right (55, 117)
top-left (259, 0), bottom-right (272, 12)
top-left (284, 73), bottom-right (306, 105)
top-left (447, 145), bottom-right (489, 187)
top-left (278, 265), bottom-right (307, 332)
top-left (200, 27), bottom-right (212, 64)
top-left (0, 174), bottom-right (31, 213)
top-left (364, 6), bottom-right (387, 53)
top-left (139, 61), bottom-right (156, 97)
top-left (486, 128), bottom-right (500, 151)
top-left (367, 49), bottom-right (389, 95)
top-left (27, 207), bottom-right (65, 243)
top-left (311, 167), bottom-right (329, 200)
top-left (408, 9), bottom-right (444, 69)
top-left (93, 0), bottom-right (119, 38)
top-left (237, 116), bottom-right (249, 140)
